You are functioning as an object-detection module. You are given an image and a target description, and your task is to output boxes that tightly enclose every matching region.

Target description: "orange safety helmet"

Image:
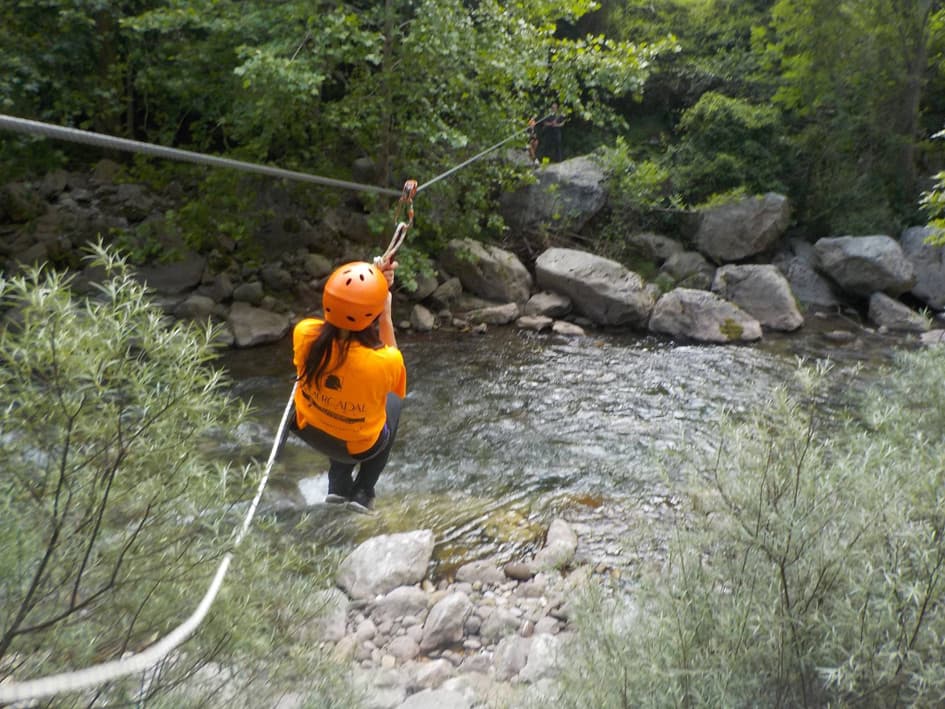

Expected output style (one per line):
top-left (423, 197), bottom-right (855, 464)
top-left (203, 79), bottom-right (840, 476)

top-left (322, 261), bottom-right (389, 331)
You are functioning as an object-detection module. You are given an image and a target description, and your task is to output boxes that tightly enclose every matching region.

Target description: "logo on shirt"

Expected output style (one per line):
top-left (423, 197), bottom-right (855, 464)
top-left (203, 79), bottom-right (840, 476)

top-left (325, 374), bottom-right (343, 390)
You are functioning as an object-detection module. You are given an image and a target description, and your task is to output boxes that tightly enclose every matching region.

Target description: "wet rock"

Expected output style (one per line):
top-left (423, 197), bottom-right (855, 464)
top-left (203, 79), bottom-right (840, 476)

top-left (551, 320), bottom-right (586, 337)
top-left (694, 192), bottom-right (791, 263)
top-left (536, 248), bottom-right (655, 328)
top-left (419, 592), bottom-right (473, 653)
top-left (503, 562), bottom-right (535, 581)
top-left (649, 288), bottom-right (762, 344)
top-left (371, 586), bottom-right (430, 625)
top-left (226, 302), bottom-right (291, 347)
top-left (711, 264), bottom-right (803, 332)
top-left (455, 560), bottom-right (506, 586)
top-left (868, 292), bottom-right (930, 333)
top-left (523, 291), bottom-right (571, 318)
top-left (232, 281), bottom-right (265, 305)
top-left (493, 635), bottom-right (532, 681)
top-left (516, 314), bottom-right (553, 332)
top-left (815, 235), bottom-right (915, 297)
top-left (440, 238), bottom-right (532, 304)
top-left (463, 302), bottom-right (520, 326)
top-left (901, 225), bottom-right (945, 310)
top-left (660, 250), bottom-right (715, 291)
top-left (136, 252), bottom-right (206, 295)
top-left (532, 519), bottom-right (578, 571)
top-left (337, 530), bottom-right (436, 601)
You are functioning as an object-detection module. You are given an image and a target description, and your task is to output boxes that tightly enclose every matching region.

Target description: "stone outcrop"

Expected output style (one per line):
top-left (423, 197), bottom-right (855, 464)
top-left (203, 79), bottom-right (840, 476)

top-left (336, 530), bottom-right (435, 601)
top-left (534, 248), bottom-right (655, 327)
top-left (900, 226), bottom-right (945, 310)
top-left (711, 264), bottom-right (804, 332)
top-left (649, 288), bottom-right (763, 343)
top-left (4, 166), bottom-right (942, 353)
top-left (659, 250), bottom-right (716, 290)
top-left (226, 302), bottom-right (291, 348)
top-left (694, 192), bottom-right (791, 264)
top-left (773, 239), bottom-right (844, 310)
top-left (868, 293), bottom-right (930, 333)
top-left (498, 155), bottom-right (607, 235)
top-left (814, 235), bottom-right (916, 297)
top-left (439, 238), bottom-right (533, 304)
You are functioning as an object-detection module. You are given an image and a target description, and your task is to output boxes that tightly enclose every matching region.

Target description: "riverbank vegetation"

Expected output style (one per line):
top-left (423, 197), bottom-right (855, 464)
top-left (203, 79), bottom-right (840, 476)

top-left (3, 1), bottom-right (945, 264)
top-left (550, 347), bottom-right (945, 707)
top-left (0, 246), bottom-right (356, 705)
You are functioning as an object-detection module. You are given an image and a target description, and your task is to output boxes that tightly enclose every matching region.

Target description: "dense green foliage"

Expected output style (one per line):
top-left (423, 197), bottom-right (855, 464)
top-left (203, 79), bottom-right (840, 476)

top-left (4, 0), bottom-right (945, 247)
top-left (545, 350), bottom-right (945, 707)
top-left (0, 245), bottom-right (354, 706)
top-left (1, 0), bottom-right (670, 262)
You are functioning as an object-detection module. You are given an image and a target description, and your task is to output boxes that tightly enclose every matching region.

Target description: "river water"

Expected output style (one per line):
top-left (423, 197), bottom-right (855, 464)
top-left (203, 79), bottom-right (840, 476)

top-left (219, 314), bottom-right (907, 582)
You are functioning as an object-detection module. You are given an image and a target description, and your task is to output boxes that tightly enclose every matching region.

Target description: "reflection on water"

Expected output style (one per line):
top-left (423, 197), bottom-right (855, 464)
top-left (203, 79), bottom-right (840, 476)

top-left (217, 317), bottom-right (906, 576)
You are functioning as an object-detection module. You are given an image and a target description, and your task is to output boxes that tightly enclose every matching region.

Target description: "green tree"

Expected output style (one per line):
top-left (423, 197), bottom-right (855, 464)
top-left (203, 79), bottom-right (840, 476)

top-left (761, 0), bottom-right (945, 233)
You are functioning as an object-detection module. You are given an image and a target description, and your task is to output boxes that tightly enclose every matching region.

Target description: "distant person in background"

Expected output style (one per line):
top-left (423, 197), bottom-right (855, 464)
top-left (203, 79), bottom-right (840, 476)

top-left (527, 117), bottom-right (539, 165)
top-left (544, 102), bottom-right (566, 162)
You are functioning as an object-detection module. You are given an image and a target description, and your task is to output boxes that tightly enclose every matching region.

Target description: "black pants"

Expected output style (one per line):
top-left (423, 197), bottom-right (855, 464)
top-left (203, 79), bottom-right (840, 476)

top-left (290, 393), bottom-right (403, 499)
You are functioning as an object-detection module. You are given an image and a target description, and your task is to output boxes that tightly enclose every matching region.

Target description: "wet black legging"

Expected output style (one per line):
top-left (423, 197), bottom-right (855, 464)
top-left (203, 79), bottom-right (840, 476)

top-left (290, 392), bottom-right (403, 499)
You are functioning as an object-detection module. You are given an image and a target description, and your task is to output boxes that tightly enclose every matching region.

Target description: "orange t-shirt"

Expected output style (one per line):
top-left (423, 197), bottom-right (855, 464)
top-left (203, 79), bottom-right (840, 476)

top-left (292, 318), bottom-right (407, 454)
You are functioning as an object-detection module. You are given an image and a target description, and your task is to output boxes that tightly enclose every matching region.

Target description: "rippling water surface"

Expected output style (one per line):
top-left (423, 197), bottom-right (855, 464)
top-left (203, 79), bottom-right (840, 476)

top-left (219, 317), bottom-right (906, 578)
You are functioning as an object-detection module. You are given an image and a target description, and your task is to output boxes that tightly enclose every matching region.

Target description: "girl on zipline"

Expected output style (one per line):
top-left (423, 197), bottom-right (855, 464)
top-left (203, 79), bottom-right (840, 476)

top-left (290, 260), bottom-right (406, 514)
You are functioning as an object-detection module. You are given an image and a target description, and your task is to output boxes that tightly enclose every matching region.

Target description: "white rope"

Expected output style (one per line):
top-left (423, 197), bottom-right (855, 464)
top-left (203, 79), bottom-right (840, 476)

top-left (0, 114), bottom-right (401, 197)
top-left (0, 382), bottom-right (299, 704)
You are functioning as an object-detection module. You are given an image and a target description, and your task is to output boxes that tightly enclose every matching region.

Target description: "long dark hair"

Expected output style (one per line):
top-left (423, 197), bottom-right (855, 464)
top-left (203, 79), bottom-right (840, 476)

top-left (302, 319), bottom-right (383, 389)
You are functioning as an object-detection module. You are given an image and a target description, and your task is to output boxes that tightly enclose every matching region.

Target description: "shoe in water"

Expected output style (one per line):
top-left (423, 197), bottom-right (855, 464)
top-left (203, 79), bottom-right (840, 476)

top-left (324, 493), bottom-right (348, 504)
top-left (348, 490), bottom-right (376, 515)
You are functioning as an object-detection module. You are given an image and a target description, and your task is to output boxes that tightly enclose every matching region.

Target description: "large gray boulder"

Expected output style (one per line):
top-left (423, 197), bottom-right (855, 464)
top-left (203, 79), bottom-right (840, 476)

top-left (336, 530), bottom-right (435, 601)
top-left (136, 251), bottom-right (207, 295)
top-left (694, 193), bottom-right (791, 264)
top-left (499, 156), bottom-right (607, 235)
top-left (649, 288), bottom-right (763, 343)
top-left (868, 293), bottom-right (930, 333)
top-left (226, 302), bottom-right (291, 348)
top-left (534, 248), bottom-right (655, 327)
top-left (900, 226), bottom-right (945, 310)
top-left (440, 238), bottom-right (532, 304)
top-left (773, 239), bottom-right (843, 310)
top-left (711, 264), bottom-right (803, 332)
top-left (814, 235), bottom-right (915, 297)
top-left (419, 592), bottom-right (474, 653)
top-left (532, 519), bottom-right (578, 571)
top-left (659, 250), bottom-right (715, 290)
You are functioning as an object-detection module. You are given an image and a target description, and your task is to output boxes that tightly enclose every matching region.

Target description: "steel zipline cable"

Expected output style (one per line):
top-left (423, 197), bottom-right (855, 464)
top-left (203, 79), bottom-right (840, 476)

top-left (0, 110), bottom-right (539, 703)
top-left (0, 115), bottom-right (403, 197)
